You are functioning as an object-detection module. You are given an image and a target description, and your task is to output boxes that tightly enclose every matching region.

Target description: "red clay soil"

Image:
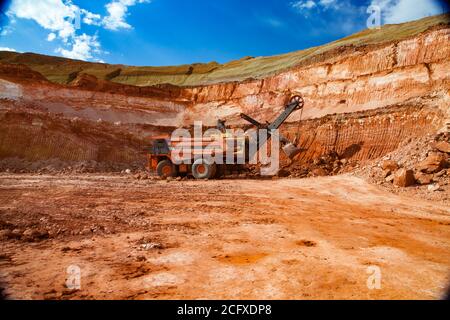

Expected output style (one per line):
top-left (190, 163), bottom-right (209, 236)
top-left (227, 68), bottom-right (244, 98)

top-left (1, 174), bottom-right (449, 300)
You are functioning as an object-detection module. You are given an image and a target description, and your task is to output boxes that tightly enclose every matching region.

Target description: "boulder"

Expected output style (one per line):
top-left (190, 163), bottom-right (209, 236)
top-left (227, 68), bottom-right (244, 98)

top-left (427, 184), bottom-right (441, 192)
top-left (381, 160), bottom-right (399, 172)
top-left (311, 168), bottom-right (328, 177)
top-left (382, 169), bottom-right (392, 178)
top-left (22, 228), bottom-right (48, 242)
top-left (414, 172), bottom-right (433, 185)
top-left (393, 168), bottom-right (415, 187)
top-left (0, 229), bottom-right (12, 240)
top-left (415, 152), bottom-right (447, 174)
top-left (277, 169), bottom-right (290, 177)
top-left (434, 169), bottom-right (446, 178)
top-left (432, 141), bottom-right (450, 153)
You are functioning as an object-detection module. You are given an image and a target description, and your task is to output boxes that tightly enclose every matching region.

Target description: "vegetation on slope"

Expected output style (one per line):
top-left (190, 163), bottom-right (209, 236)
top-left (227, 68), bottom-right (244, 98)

top-left (0, 14), bottom-right (448, 87)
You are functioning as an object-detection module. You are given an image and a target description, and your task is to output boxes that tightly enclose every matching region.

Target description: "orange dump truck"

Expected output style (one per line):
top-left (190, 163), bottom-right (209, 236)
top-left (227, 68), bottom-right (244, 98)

top-left (146, 95), bottom-right (305, 179)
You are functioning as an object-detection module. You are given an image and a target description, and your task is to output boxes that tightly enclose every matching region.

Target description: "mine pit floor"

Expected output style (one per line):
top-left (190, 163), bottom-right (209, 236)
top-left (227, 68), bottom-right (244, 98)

top-left (0, 174), bottom-right (449, 299)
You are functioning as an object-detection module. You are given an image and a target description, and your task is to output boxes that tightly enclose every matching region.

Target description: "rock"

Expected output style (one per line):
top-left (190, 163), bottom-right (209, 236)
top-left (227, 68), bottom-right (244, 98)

top-left (393, 168), bottom-right (415, 187)
top-left (141, 242), bottom-right (163, 250)
top-left (434, 169), bottom-right (446, 178)
top-left (381, 160), bottom-right (399, 172)
top-left (22, 228), bottom-right (35, 237)
top-left (80, 227), bottom-right (92, 235)
top-left (11, 229), bottom-right (22, 238)
top-left (385, 174), bottom-right (394, 183)
top-left (0, 229), bottom-right (12, 239)
top-left (415, 152), bottom-right (447, 174)
top-left (427, 184), bottom-right (441, 192)
top-left (125, 169), bottom-right (131, 174)
top-left (313, 159), bottom-right (322, 165)
top-left (432, 141), bottom-right (450, 153)
top-left (175, 176), bottom-right (182, 181)
top-left (414, 172), bottom-right (433, 185)
top-left (382, 169), bottom-right (392, 178)
top-left (311, 168), bottom-right (328, 177)
top-left (333, 160), bottom-right (340, 168)
top-left (277, 169), bottom-right (290, 177)
top-left (134, 173), bottom-right (141, 180)
top-left (22, 228), bottom-right (48, 241)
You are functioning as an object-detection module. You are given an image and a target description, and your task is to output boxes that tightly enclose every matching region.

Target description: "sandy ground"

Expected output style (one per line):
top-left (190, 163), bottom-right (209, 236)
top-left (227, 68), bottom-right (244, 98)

top-left (0, 174), bottom-right (449, 300)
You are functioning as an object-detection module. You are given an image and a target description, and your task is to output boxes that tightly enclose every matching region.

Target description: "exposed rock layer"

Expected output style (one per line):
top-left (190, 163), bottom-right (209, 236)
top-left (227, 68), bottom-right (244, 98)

top-left (0, 20), bottom-right (448, 170)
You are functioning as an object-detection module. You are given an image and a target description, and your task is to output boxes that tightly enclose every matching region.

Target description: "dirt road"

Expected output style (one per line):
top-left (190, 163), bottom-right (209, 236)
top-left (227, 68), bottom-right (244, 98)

top-left (0, 174), bottom-right (449, 300)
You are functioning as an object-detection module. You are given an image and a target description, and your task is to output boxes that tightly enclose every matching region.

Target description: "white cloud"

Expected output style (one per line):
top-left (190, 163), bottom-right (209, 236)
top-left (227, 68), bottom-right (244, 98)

top-left (318, 0), bottom-right (338, 9)
top-left (6, 0), bottom-right (152, 62)
top-left (9, 0), bottom-right (78, 42)
top-left (0, 25), bottom-right (14, 36)
top-left (370, 0), bottom-right (445, 24)
top-left (81, 9), bottom-right (102, 26)
top-left (0, 47), bottom-right (17, 52)
top-left (56, 33), bottom-right (101, 61)
top-left (103, 0), bottom-right (150, 31)
top-left (47, 32), bottom-right (57, 41)
top-left (291, 0), bottom-right (341, 13)
top-left (292, 1), bottom-right (317, 11)
top-left (7, 0), bottom-right (104, 61)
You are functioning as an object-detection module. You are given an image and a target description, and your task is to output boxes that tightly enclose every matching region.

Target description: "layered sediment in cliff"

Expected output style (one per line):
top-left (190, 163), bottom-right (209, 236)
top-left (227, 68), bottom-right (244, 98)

top-left (1, 25), bottom-right (448, 127)
top-left (280, 95), bottom-right (447, 164)
top-left (0, 16), bottom-right (448, 170)
top-left (180, 26), bottom-right (449, 126)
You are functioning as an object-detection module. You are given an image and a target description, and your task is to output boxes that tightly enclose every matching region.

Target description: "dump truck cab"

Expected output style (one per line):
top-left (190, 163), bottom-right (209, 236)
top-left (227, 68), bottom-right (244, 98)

top-left (146, 136), bottom-right (179, 178)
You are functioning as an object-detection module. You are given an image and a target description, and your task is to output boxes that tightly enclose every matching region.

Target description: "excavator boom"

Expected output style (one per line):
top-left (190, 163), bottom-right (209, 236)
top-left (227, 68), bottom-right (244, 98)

top-left (240, 95), bottom-right (304, 159)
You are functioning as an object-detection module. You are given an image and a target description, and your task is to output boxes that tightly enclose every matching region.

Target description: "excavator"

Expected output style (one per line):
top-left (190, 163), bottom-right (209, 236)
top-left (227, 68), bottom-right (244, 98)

top-left (146, 95), bottom-right (304, 179)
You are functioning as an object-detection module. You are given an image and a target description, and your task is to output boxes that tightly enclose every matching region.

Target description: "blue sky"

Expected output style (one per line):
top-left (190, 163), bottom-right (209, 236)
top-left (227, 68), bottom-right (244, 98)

top-left (0, 0), bottom-right (448, 66)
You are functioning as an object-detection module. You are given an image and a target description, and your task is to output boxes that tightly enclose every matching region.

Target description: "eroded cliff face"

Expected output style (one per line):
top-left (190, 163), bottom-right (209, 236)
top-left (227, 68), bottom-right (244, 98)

top-left (1, 26), bottom-right (449, 127)
top-left (0, 23), bottom-right (448, 170)
top-left (280, 96), bottom-right (446, 164)
top-left (180, 27), bottom-right (449, 126)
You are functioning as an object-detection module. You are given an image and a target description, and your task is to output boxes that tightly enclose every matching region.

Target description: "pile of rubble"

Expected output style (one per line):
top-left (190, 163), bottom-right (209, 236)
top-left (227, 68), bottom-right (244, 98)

top-left (0, 158), bottom-right (144, 174)
top-left (279, 150), bottom-right (360, 178)
top-left (356, 131), bottom-right (450, 203)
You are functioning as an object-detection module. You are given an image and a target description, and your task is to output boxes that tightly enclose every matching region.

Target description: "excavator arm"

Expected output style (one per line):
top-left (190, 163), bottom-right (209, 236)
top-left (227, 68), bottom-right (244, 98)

top-left (239, 95), bottom-right (304, 159)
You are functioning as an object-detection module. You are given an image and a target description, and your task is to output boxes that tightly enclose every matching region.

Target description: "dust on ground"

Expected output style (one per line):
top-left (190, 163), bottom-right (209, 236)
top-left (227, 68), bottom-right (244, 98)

top-left (0, 174), bottom-right (449, 300)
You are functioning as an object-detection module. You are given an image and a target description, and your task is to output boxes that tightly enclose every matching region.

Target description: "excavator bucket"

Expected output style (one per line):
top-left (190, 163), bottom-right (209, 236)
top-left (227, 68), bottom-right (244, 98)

top-left (282, 142), bottom-right (302, 159)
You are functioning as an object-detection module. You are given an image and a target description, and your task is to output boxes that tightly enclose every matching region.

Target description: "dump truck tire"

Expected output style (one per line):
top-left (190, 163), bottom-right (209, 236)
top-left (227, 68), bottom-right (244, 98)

top-left (156, 160), bottom-right (177, 178)
top-left (192, 159), bottom-right (216, 180)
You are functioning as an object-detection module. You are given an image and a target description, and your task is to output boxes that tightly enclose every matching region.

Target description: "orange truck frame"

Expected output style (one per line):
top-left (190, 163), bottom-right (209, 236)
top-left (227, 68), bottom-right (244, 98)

top-left (146, 134), bottom-right (246, 180)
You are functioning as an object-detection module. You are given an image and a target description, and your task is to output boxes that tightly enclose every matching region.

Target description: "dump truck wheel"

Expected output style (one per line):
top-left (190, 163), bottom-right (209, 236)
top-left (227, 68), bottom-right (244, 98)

top-left (156, 160), bottom-right (177, 178)
top-left (192, 159), bottom-right (216, 180)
